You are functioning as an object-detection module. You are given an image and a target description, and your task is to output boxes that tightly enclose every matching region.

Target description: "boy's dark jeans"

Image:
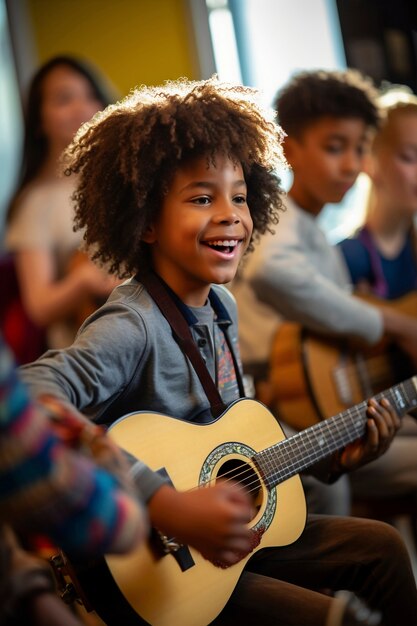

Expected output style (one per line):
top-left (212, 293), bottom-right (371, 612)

top-left (213, 514), bottom-right (417, 626)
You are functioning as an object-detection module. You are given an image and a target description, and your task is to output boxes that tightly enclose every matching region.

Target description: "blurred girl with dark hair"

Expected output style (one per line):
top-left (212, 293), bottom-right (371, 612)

top-left (5, 55), bottom-right (119, 351)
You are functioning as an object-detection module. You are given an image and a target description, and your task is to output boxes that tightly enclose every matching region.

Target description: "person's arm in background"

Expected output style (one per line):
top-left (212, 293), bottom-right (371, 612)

top-left (7, 190), bottom-right (119, 330)
top-left (15, 248), bottom-right (118, 328)
top-left (246, 208), bottom-right (383, 342)
top-left (246, 208), bottom-right (417, 365)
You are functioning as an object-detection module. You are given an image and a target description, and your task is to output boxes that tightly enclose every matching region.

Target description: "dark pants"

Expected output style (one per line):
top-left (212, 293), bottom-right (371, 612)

top-left (213, 514), bottom-right (417, 626)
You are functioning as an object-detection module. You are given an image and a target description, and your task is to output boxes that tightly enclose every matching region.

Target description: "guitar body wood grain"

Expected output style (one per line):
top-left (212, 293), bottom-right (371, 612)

top-left (269, 292), bottom-right (417, 429)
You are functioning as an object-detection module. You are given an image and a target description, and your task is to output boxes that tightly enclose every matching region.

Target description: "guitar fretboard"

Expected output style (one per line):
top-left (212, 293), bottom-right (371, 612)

top-left (255, 376), bottom-right (417, 490)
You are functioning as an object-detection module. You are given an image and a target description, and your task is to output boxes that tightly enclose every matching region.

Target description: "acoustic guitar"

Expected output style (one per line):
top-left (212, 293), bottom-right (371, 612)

top-left (268, 292), bottom-right (417, 430)
top-left (63, 377), bottom-right (417, 626)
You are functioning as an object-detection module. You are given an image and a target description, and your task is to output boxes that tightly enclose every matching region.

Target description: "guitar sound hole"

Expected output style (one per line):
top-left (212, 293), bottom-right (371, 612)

top-left (216, 459), bottom-right (263, 513)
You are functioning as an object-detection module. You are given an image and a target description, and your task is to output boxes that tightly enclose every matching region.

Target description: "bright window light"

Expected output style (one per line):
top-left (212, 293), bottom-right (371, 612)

top-left (208, 7), bottom-right (242, 83)
top-left (206, 0), bottom-right (369, 242)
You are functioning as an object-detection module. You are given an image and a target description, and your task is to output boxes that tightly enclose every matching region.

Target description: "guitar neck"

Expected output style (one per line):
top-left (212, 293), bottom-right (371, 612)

top-left (255, 376), bottom-right (417, 490)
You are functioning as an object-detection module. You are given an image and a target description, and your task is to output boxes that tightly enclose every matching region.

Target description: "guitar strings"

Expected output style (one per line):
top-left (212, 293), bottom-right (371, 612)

top-left (157, 381), bottom-right (415, 550)
top-left (161, 380), bottom-right (412, 500)
top-left (193, 401), bottom-right (370, 497)
top-left (190, 420), bottom-right (348, 494)
top-left (209, 385), bottom-right (402, 497)
top-left (192, 460), bottom-right (263, 494)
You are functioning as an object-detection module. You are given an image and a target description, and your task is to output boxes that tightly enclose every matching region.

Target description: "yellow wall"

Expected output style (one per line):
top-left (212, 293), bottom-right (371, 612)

top-left (26, 0), bottom-right (197, 97)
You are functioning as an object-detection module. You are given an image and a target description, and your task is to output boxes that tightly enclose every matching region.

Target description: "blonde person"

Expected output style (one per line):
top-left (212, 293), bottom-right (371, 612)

top-left (339, 87), bottom-right (417, 300)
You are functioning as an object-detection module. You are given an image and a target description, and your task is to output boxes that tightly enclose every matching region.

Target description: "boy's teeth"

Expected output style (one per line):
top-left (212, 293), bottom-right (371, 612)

top-left (210, 240), bottom-right (238, 247)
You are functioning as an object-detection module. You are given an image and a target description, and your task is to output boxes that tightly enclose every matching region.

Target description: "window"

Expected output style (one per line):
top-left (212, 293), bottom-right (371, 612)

top-left (205, 0), bottom-right (370, 242)
top-left (0, 0), bottom-right (23, 244)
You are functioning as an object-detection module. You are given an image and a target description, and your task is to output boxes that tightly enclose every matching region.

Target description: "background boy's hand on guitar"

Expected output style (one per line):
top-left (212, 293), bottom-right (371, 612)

top-left (381, 306), bottom-right (417, 368)
top-left (336, 398), bottom-right (400, 473)
top-left (148, 482), bottom-right (256, 567)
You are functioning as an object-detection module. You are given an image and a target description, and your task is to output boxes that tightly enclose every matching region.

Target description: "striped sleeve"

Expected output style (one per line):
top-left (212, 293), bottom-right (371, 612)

top-left (0, 336), bottom-right (148, 555)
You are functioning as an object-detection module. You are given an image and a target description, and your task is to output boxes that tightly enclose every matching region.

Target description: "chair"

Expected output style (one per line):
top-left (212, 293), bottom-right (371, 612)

top-left (0, 253), bottom-right (46, 363)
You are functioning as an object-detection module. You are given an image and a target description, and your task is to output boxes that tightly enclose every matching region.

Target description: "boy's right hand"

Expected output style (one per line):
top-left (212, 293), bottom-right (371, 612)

top-left (148, 482), bottom-right (256, 567)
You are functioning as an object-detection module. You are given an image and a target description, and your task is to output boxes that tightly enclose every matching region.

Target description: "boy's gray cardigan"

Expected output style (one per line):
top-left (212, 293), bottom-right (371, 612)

top-left (19, 277), bottom-right (242, 501)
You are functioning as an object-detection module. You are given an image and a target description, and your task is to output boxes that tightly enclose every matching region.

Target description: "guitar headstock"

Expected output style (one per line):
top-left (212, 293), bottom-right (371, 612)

top-left (406, 376), bottom-right (417, 420)
top-left (386, 376), bottom-right (417, 416)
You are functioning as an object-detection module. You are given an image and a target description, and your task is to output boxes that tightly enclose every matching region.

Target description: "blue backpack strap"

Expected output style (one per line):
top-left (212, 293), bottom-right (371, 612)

top-left (410, 228), bottom-right (417, 290)
top-left (357, 226), bottom-right (389, 298)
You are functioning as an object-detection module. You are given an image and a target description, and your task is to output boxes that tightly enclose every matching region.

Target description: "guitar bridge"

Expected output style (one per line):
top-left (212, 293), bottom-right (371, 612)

top-left (156, 530), bottom-right (181, 554)
top-left (150, 527), bottom-right (195, 571)
top-left (150, 465), bottom-right (196, 572)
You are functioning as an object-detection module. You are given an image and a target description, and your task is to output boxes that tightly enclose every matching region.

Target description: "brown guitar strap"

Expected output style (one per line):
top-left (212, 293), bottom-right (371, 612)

top-left (138, 271), bottom-right (237, 419)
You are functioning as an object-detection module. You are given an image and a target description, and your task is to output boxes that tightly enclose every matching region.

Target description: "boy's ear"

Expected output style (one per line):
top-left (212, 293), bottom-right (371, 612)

top-left (141, 224), bottom-right (157, 244)
top-left (362, 152), bottom-right (375, 180)
top-left (282, 135), bottom-right (299, 167)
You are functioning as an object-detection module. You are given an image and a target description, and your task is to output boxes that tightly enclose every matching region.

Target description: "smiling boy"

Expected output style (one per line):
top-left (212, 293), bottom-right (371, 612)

top-left (142, 155), bottom-right (251, 305)
top-left (19, 77), bottom-right (417, 626)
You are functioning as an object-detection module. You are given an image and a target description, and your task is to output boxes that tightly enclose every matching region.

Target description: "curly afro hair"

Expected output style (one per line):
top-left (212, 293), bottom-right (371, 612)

top-left (274, 69), bottom-right (380, 138)
top-left (62, 76), bottom-right (286, 277)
